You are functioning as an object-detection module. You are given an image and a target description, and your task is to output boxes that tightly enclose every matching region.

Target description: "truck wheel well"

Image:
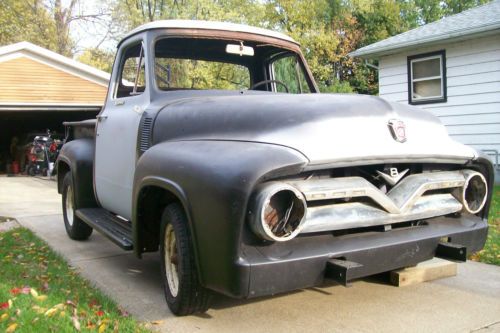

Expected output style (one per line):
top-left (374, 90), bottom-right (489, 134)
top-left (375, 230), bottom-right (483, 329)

top-left (57, 161), bottom-right (70, 194)
top-left (137, 186), bottom-right (182, 252)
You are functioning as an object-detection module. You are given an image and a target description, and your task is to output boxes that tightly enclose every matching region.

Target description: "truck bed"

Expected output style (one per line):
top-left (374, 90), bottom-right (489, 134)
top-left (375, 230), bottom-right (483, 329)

top-left (63, 119), bottom-right (96, 141)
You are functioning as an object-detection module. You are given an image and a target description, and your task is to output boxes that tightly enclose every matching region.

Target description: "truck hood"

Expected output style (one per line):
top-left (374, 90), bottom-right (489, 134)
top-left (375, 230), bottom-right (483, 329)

top-left (152, 93), bottom-right (476, 166)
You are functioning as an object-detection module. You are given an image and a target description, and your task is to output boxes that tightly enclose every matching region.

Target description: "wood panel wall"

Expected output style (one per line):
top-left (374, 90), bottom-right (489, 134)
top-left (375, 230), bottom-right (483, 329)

top-left (0, 56), bottom-right (107, 105)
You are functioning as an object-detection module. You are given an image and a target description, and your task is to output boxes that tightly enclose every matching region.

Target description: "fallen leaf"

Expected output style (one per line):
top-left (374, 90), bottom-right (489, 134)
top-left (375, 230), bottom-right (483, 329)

top-left (6, 323), bottom-right (18, 332)
top-left (60, 311), bottom-right (66, 317)
top-left (30, 288), bottom-right (39, 298)
top-left (98, 322), bottom-right (107, 333)
top-left (88, 299), bottom-right (99, 308)
top-left (72, 316), bottom-right (81, 331)
top-left (8, 300), bottom-right (13, 308)
top-left (45, 308), bottom-right (58, 317)
top-left (53, 303), bottom-right (65, 310)
top-left (21, 287), bottom-right (30, 295)
top-left (32, 306), bottom-right (46, 314)
top-left (15, 309), bottom-right (21, 316)
top-left (151, 320), bottom-right (164, 325)
top-left (35, 295), bottom-right (47, 302)
top-left (66, 300), bottom-right (77, 308)
top-left (0, 302), bottom-right (9, 310)
top-left (10, 288), bottom-right (21, 296)
top-left (86, 320), bottom-right (96, 329)
top-left (0, 313), bottom-right (8, 321)
top-left (118, 307), bottom-right (129, 317)
top-left (96, 310), bottom-right (104, 317)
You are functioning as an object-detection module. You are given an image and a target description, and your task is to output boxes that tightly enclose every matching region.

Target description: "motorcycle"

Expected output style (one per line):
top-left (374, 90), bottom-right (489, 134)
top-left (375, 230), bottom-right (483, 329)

top-left (26, 131), bottom-right (63, 177)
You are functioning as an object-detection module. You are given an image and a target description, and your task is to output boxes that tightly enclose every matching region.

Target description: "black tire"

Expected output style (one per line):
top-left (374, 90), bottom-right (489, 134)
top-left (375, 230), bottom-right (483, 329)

top-left (160, 203), bottom-right (212, 316)
top-left (62, 172), bottom-right (93, 240)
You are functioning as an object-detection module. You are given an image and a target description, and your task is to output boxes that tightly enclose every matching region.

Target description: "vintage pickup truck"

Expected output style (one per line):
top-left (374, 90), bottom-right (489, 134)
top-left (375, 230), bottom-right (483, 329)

top-left (57, 20), bottom-right (494, 315)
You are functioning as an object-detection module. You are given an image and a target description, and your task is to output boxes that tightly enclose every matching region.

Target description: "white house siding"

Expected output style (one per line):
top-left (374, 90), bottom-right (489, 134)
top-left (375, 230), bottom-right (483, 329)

top-left (377, 34), bottom-right (500, 163)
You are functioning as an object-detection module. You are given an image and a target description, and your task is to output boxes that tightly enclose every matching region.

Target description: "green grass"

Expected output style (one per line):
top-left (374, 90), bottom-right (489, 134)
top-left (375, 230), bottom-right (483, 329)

top-left (470, 185), bottom-right (500, 265)
top-left (0, 228), bottom-right (150, 333)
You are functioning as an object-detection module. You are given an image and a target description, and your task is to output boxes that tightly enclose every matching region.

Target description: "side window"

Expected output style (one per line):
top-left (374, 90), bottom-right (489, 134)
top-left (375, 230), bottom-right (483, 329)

top-left (116, 43), bottom-right (146, 98)
top-left (408, 50), bottom-right (446, 104)
top-left (272, 55), bottom-right (311, 94)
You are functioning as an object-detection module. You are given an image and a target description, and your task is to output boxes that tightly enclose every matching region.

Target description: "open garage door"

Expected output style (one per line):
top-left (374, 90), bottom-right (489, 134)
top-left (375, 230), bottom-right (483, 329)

top-left (0, 110), bottom-right (98, 173)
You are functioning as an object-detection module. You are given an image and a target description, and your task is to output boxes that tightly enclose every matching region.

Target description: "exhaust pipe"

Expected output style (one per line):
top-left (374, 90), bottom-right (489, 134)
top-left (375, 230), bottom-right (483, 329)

top-left (453, 170), bottom-right (488, 214)
top-left (249, 183), bottom-right (307, 242)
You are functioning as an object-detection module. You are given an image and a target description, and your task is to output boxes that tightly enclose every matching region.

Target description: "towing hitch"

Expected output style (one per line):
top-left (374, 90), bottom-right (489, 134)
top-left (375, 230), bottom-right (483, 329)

top-left (325, 259), bottom-right (364, 286)
top-left (435, 242), bottom-right (467, 262)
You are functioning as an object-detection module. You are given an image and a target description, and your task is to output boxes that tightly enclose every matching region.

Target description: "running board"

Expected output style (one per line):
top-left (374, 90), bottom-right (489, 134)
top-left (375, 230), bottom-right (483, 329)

top-left (75, 208), bottom-right (133, 250)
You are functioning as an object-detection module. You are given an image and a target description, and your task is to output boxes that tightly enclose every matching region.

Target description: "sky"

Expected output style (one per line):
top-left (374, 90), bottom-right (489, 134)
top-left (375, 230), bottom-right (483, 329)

top-left (66, 0), bottom-right (117, 55)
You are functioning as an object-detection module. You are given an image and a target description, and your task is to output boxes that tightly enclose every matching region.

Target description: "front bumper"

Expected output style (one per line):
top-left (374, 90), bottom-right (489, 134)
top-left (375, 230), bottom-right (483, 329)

top-left (237, 215), bottom-right (487, 298)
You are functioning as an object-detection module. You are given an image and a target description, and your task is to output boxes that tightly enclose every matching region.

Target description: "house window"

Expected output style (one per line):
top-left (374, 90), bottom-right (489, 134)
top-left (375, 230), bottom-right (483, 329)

top-left (407, 50), bottom-right (446, 104)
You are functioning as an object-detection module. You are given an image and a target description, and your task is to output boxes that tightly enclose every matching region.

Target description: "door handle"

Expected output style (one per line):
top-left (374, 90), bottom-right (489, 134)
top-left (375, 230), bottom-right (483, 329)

top-left (97, 115), bottom-right (108, 122)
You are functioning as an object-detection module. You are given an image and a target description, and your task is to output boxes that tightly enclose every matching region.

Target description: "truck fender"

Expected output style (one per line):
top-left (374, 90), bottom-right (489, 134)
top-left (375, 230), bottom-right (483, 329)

top-left (56, 138), bottom-right (98, 208)
top-left (132, 140), bottom-right (308, 296)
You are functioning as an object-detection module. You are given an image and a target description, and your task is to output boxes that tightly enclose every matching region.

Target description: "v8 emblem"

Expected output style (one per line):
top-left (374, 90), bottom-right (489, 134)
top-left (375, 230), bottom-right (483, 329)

top-left (377, 168), bottom-right (409, 186)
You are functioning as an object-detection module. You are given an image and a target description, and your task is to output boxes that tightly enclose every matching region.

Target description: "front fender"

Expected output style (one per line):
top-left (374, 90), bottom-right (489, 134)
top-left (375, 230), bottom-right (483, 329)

top-left (133, 140), bottom-right (308, 297)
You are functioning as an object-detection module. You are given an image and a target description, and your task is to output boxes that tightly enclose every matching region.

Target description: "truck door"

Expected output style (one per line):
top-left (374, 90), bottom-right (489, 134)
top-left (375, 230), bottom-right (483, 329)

top-left (94, 40), bottom-right (148, 220)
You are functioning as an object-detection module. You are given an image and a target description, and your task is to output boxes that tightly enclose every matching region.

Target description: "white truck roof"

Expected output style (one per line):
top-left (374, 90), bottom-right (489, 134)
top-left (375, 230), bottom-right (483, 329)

top-left (122, 20), bottom-right (298, 44)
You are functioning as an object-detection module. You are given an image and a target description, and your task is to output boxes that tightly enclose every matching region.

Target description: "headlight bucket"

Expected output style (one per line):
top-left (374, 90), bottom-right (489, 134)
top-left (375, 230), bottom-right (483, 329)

top-left (249, 183), bottom-right (307, 242)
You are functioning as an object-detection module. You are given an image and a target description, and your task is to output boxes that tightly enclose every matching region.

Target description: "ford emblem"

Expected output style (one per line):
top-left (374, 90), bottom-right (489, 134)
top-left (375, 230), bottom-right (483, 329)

top-left (388, 119), bottom-right (407, 143)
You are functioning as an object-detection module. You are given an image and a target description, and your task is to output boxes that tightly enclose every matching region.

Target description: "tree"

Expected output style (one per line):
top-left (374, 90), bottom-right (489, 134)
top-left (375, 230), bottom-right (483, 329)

top-left (77, 47), bottom-right (114, 73)
top-left (0, 0), bottom-right (58, 50)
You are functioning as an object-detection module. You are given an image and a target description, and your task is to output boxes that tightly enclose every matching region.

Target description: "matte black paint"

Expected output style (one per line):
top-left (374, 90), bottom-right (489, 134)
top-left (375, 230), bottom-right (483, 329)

top-left (133, 140), bottom-right (308, 296)
top-left (57, 138), bottom-right (98, 209)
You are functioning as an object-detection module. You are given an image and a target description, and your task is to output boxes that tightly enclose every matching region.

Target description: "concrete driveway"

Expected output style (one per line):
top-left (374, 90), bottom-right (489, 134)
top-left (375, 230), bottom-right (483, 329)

top-left (1, 176), bottom-right (499, 333)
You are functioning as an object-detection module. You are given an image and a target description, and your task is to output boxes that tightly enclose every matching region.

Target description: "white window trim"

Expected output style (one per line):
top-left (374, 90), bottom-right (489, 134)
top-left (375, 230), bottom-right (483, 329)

top-left (410, 54), bottom-right (444, 102)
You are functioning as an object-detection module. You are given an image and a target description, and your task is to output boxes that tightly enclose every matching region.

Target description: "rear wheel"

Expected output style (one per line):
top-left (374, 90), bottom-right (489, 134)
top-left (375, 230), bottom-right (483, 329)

top-left (62, 172), bottom-right (93, 240)
top-left (160, 203), bottom-right (212, 316)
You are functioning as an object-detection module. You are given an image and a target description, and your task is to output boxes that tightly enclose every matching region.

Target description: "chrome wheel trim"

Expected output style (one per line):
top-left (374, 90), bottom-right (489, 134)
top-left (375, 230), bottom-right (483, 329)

top-left (164, 224), bottom-right (179, 297)
top-left (66, 185), bottom-right (74, 227)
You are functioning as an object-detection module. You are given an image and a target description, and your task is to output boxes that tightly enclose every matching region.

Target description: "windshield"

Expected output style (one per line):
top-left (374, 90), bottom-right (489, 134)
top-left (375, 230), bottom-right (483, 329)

top-left (154, 37), bottom-right (312, 93)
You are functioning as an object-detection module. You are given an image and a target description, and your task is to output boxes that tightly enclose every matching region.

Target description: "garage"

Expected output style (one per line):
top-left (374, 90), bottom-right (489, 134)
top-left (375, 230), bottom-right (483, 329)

top-left (0, 42), bottom-right (109, 174)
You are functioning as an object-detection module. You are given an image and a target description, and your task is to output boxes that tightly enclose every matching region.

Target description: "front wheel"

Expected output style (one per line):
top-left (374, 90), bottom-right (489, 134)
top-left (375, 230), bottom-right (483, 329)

top-left (160, 203), bottom-right (212, 316)
top-left (62, 172), bottom-right (93, 240)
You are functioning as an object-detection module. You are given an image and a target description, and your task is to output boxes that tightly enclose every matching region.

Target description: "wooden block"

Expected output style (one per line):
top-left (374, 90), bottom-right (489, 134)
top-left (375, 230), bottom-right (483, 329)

top-left (390, 258), bottom-right (457, 287)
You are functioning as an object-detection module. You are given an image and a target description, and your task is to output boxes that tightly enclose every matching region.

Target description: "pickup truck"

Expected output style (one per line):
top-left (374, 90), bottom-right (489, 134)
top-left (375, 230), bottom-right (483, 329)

top-left (57, 20), bottom-right (494, 316)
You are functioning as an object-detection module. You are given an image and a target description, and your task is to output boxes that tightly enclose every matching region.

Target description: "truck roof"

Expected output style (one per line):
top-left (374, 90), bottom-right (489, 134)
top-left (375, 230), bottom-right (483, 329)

top-left (121, 20), bottom-right (298, 45)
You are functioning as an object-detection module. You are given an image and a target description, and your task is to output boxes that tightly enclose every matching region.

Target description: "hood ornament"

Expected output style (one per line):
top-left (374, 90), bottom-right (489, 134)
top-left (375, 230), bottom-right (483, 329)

top-left (388, 119), bottom-right (407, 143)
top-left (377, 167), bottom-right (409, 186)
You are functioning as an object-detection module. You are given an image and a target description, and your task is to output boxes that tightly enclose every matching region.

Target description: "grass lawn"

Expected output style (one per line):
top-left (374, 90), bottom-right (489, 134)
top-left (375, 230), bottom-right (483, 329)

top-left (0, 228), bottom-right (150, 333)
top-left (470, 185), bottom-right (500, 266)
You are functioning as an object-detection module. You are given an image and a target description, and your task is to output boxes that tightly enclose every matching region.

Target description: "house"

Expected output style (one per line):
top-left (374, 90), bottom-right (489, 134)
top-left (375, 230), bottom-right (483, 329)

top-left (350, 0), bottom-right (500, 171)
top-left (0, 41), bottom-right (110, 172)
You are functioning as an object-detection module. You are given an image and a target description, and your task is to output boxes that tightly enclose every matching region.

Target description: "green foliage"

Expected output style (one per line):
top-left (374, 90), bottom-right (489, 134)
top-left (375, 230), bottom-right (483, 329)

top-left (319, 80), bottom-right (355, 93)
top-left (470, 186), bottom-right (500, 265)
top-left (0, 228), bottom-right (149, 332)
top-left (107, 0), bottom-right (490, 96)
top-left (77, 48), bottom-right (114, 73)
top-left (0, 0), bottom-right (58, 51)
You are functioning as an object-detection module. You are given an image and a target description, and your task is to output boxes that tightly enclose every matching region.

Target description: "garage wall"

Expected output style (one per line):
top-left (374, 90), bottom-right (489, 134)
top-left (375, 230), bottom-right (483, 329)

top-left (377, 34), bottom-right (500, 160)
top-left (0, 56), bottom-right (107, 105)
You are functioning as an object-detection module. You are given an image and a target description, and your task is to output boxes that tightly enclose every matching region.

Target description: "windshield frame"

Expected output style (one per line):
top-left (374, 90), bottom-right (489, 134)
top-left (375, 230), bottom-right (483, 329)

top-left (146, 29), bottom-right (318, 97)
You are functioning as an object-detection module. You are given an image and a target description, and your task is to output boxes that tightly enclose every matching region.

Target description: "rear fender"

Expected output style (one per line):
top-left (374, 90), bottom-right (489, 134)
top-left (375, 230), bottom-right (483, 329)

top-left (56, 138), bottom-right (97, 208)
